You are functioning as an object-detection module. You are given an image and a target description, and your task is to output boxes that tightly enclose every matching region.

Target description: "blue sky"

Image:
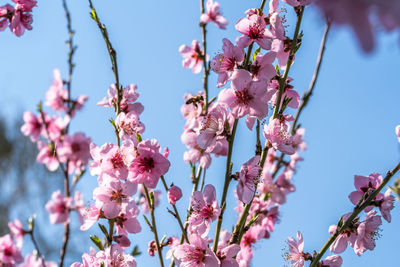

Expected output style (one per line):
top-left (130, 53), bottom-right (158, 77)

top-left (1, 0), bottom-right (400, 266)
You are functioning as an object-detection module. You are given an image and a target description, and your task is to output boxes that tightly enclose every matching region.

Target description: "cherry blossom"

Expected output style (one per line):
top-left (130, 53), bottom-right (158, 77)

top-left (179, 40), bottom-right (205, 74)
top-left (128, 139), bottom-right (170, 188)
top-left (211, 39), bottom-right (244, 88)
top-left (173, 234), bottom-right (220, 267)
top-left (168, 185), bottom-right (183, 205)
top-left (187, 184), bottom-right (220, 237)
top-left (218, 69), bottom-right (270, 119)
top-left (200, 0), bottom-right (228, 29)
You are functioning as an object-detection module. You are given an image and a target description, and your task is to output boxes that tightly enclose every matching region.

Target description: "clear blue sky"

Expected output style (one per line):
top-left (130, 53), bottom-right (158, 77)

top-left (1, 0), bottom-right (400, 266)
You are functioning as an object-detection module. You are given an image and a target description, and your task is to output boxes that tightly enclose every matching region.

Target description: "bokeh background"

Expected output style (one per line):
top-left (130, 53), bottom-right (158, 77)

top-left (1, 0), bottom-right (400, 266)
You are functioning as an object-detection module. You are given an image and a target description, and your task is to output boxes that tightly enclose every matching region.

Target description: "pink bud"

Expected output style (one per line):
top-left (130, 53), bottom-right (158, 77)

top-left (168, 185), bottom-right (183, 205)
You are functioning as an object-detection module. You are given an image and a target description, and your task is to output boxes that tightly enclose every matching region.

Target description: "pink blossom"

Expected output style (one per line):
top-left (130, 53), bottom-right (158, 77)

top-left (20, 254), bottom-right (57, 267)
top-left (115, 111), bottom-right (145, 140)
top-left (211, 39), bottom-right (244, 88)
top-left (396, 125), bottom-right (400, 142)
top-left (286, 231), bottom-right (305, 267)
top-left (217, 244), bottom-right (240, 267)
top-left (45, 69), bottom-right (68, 112)
top-left (93, 181), bottom-right (137, 219)
top-left (80, 201), bottom-right (103, 231)
top-left (13, 0), bottom-right (37, 12)
top-left (187, 184), bottom-right (220, 237)
top-left (263, 116), bottom-right (296, 155)
top-left (128, 139), bottom-right (170, 188)
top-left (168, 185), bottom-right (183, 205)
top-left (98, 84), bottom-right (143, 115)
top-left (321, 255), bottom-right (343, 267)
top-left (241, 225), bottom-right (265, 247)
top-left (71, 247), bottom-right (97, 267)
top-left (173, 234), bottom-right (220, 267)
top-left (58, 132), bottom-right (92, 174)
top-left (45, 190), bottom-right (72, 224)
top-left (236, 245), bottom-right (253, 267)
top-left (348, 173), bottom-right (383, 211)
top-left (0, 5), bottom-right (14, 31)
top-left (179, 40), bottom-right (204, 74)
top-left (73, 244), bottom-right (137, 267)
top-left (249, 52), bottom-right (276, 82)
top-left (114, 201), bottom-right (141, 235)
top-left (36, 141), bottom-right (60, 171)
top-left (354, 210), bottom-right (382, 256)
top-left (269, 78), bottom-right (300, 109)
top-left (237, 156), bottom-right (262, 204)
top-left (197, 104), bottom-right (229, 151)
top-left (72, 191), bottom-right (86, 224)
top-left (200, 0), bottom-right (228, 29)
top-left (183, 148), bottom-right (212, 169)
top-left (181, 92), bottom-right (204, 129)
top-left (329, 213), bottom-right (357, 254)
top-left (0, 234), bottom-right (23, 265)
top-left (218, 69), bottom-right (270, 119)
top-left (20, 111), bottom-right (43, 141)
top-left (9, 5), bottom-right (33, 37)
top-left (378, 189), bottom-right (395, 222)
top-left (235, 13), bottom-right (271, 49)
top-left (90, 142), bottom-right (131, 182)
top-left (8, 219), bottom-right (24, 248)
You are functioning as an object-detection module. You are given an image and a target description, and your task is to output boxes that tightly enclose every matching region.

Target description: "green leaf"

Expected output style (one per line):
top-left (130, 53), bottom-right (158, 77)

top-left (131, 245), bottom-right (142, 257)
top-left (136, 133), bottom-right (142, 142)
top-left (98, 224), bottom-right (109, 238)
top-left (90, 235), bottom-right (104, 250)
top-left (252, 47), bottom-right (261, 61)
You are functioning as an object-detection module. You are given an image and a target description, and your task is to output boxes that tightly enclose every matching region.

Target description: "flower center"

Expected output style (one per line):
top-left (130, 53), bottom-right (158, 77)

top-left (136, 156), bottom-right (155, 173)
top-left (111, 152), bottom-right (125, 169)
top-left (235, 88), bottom-right (253, 105)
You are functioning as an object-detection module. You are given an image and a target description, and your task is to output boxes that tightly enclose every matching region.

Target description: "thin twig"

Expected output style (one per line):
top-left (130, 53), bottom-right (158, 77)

top-left (310, 160), bottom-right (400, 267)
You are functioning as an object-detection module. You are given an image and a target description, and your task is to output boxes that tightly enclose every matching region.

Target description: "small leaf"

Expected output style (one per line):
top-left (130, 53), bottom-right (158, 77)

top-left (136, 133), bottom-right (142, 142)
top-left (90, 235), bottom-right (104, 250)
top-left (98, 224), bottom-right (109, 238)
top-left (252, 47), bottom-right (261, 61)
top-left (131, 245), bottom-right (141, 257)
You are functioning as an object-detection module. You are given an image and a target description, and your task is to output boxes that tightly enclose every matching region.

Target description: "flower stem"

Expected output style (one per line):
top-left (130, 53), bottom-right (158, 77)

top-left (88, 0), bottom-right (122, 117)
top-left (29, 230), bottom-right (46, 267)
top-left (310, 160), bottom-right (400, 267)
top-left (272, 21), bottom-right (331, 180)
top-left (200, 0), bottom-right (210, 113)
top-left (212, 118), bottom-right (239, 252)
top-left (143, 184), bottom-right (165, 267)
top-left (272, 6), bottom-right (304, 119)
top-left (229, 145), bottom-right (269, 245)
top-left (160, 176), bottom-right (189, 243)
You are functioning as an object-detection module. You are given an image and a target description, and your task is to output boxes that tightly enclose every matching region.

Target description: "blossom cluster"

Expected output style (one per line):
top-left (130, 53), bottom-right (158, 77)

top-left (6, 0), bottom-right (400, 266)
top-left (20, 68), bottom-right (90, 225)
top-left (0, 0), bottom-right (36, 36)
top-left (170, 0), bottom-right (311, 266)
top-left (287, 130), bottom-right (398, 267)
top-left (0, 219), bottom-right (57, 267)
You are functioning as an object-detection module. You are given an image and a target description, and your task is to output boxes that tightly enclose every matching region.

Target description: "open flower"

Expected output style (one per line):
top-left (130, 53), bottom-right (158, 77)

top-left (187, 184), bottom-right (220, 237)
top-left (200, 0), bottom-right (228, 29)
top-left (173, 234), bottom-right (220, 267)
top-left (128, 139), bottom-right (170, 188)
top-left (236, 156), bottom-right (262, 204)
top-left (218, 69), bottom-right (270, 119)
top-left (179, 40), bottom-right (205, 74)
top-left (235, 13), bottom-right (271, 49)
